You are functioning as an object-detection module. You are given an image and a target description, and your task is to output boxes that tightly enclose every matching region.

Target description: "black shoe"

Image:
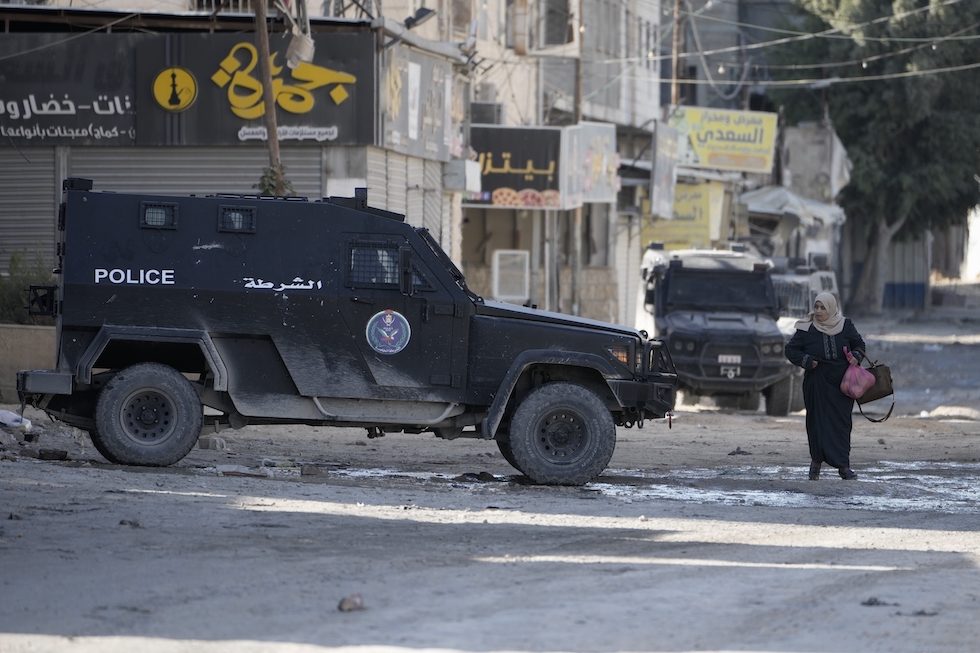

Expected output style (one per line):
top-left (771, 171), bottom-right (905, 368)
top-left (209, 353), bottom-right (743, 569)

top-left (809, 461), bottom-right (821, 480)
top-left (839, 467), bottom-right (857, 480)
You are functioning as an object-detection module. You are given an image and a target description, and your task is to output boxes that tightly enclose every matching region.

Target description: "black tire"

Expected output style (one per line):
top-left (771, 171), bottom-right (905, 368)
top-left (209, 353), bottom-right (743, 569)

top-left (714, 393), bottom-right (760, 411)
top-left (508, 382), bottom-right (616, 486)
top-left (86, 428), bottom-right (121, 464)
top-left (94, 363), bottom-right (203, 466)
top-left (765, 376), bottom-right (792, 416)
top-left (496, 437), bottom-right (519, 470)
top-left (789, 373), bottom-right (805, 412)
top-left (737, 391), bottom-right (761, 412)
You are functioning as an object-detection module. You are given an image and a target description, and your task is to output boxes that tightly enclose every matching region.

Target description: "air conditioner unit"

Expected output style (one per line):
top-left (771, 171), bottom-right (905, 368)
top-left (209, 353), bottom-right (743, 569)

top-left (493, 249), bottom-right (530, 303)
top-left (471, 101), bottom-right (505, 125)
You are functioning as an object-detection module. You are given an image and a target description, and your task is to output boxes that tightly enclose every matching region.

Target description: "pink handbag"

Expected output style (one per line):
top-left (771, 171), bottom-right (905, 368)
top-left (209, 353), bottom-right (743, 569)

top-left (840, 347), bottom-right (876, 399)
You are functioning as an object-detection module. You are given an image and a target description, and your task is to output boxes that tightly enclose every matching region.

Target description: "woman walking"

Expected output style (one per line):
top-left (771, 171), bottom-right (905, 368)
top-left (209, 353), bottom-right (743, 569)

top-left (785, 292), bottom-right (866, 480)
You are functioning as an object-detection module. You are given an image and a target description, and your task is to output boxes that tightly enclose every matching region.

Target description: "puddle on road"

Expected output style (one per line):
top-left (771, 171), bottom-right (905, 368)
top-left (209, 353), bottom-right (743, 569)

top-left (595, 461), bottom-right (980, 514)
top-left (248, 461), bottom-right (980, 515)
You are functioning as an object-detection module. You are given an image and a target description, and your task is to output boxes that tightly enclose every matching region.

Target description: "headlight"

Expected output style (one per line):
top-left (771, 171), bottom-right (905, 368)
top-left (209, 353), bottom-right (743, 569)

top-left (686, 341), bottom-right (695, 352)
top-left (761, 341), bottom-right (783, 357)
top-left (607, 345), bottom-right (630, 366)
top-left (673, 340), bottom-right (683, 352)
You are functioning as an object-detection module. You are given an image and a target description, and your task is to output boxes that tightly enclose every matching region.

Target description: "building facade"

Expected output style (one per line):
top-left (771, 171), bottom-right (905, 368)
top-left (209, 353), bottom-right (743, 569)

top-left (0, 7), bottom-right (472, 277)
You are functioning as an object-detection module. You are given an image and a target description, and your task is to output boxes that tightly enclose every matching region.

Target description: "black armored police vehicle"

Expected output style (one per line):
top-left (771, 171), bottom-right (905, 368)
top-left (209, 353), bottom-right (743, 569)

top-left (18, 178), bottom-right (677, 485)
top-left (639, 247), bottom-right (796, 416)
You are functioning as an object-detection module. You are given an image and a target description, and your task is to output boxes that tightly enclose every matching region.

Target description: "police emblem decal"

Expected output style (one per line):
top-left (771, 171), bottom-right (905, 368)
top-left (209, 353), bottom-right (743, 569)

top-left (366, 309), bottom-right (411, 355)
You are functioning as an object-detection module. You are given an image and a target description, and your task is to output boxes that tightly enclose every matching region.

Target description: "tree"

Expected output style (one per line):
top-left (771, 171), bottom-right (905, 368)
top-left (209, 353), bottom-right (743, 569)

top-left (769, 0), bottom-right (980, 314)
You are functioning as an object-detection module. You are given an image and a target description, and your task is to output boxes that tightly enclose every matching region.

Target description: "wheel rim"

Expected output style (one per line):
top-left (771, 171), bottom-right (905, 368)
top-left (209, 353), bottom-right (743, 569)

top-left (119, 389), bottom-right (177, 445)
top-left (533, 409), bottom-right (589, 464)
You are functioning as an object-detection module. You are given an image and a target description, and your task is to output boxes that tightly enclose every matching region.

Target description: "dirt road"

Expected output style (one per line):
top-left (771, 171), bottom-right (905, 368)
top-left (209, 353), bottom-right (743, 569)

top-left (1, 315), bottom-right (978, 652)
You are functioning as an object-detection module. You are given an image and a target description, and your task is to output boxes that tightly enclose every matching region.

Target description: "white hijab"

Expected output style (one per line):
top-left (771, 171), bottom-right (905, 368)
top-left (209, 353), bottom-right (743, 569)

top-left (795, 291), bottom-right (845, 336)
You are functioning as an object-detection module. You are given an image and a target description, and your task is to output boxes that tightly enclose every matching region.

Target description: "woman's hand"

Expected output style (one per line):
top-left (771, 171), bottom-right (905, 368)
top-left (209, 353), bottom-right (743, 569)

top-left (848, 357), bottom-right (859, 366)
top-left (811, 360), bottom-right (818, 369)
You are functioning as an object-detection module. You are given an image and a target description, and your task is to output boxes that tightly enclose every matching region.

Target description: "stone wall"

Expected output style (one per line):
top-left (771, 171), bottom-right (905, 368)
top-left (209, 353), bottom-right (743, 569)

top-left (0, 325), bottom-right (55, 403)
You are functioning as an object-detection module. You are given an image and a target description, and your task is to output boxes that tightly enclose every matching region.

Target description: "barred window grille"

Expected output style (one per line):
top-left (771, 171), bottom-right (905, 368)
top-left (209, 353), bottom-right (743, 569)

top-left (140, 202), bottom-right (178, 230)
top-left (349, 243), bottom-right (399, 288)
top-left (218, 206), bottom-right (256, 233)
top-left (347, 241), bottom-right (433, 291)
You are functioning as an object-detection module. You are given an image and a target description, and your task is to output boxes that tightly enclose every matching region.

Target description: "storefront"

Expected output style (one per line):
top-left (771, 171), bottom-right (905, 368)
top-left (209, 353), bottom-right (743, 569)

top-left (461, 123), bottom-right (620, 322)
top-left (0, 9), bottom-right (470, 271)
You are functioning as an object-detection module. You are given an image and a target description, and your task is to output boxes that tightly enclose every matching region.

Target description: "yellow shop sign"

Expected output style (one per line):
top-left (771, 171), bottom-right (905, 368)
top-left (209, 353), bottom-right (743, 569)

top-left (209, 42), bottom-right (357, 119)
top-left (669, 107), bottom-right (777, 173)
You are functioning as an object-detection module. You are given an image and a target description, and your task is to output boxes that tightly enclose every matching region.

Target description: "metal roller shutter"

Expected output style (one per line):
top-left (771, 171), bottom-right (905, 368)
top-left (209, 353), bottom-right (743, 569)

top-left (366, 147), bottom-right (388, 209)
top-left (0, 148), bottom-right (57, 271)
top-left (422, 160), bottom-right (443, 238)
top-left (69, 147), bottom-right (323, 199)
top-left (441, 192), bottom-right (453, 255)
top-left (386, 152), bottom-right (408, 217)
top-left (406, 156), bottom-right (424, 228)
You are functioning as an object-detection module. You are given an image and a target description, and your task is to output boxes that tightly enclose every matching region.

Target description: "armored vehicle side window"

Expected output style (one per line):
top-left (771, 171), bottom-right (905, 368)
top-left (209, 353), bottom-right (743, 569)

top-left (218, 206), bottom-right (256, 233)
top-left (140, 202), bottom-right (178, 230)
top-left (347, 241), bottom-right (433, 291)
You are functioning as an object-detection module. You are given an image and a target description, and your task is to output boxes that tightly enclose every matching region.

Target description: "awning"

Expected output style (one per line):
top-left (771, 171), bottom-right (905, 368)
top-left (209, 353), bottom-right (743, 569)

top-left (739, 186), bottom-right (814, 226)
top-left (801, 197), bottom-right (846, 225)
top-left (740, 185), bottom-right (847, 226)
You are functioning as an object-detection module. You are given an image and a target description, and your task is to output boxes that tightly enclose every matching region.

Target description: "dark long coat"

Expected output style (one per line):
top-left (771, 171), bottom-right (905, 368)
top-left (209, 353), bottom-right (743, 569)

top-left (785, 319), bottom-right (866, 468)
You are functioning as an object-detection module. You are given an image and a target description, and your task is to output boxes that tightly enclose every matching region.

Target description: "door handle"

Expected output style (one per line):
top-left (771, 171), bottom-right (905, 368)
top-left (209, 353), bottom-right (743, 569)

top-left (351, 296), bottom-right (374, 305)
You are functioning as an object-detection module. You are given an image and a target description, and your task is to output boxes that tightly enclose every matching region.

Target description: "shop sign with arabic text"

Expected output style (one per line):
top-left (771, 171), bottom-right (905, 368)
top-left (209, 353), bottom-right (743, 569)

top-left (136, 33), bottom-right (374, 146)
top-left (382, 45), bottom-right (466, 162)
top-left (465, 126), bottom-right (562, 209)
top-left (667, 106), bottom-right (777, 173)
top-left (0, 34), bottom-right (139, 146)
top-left (0, 31), bottom-right (376, 147)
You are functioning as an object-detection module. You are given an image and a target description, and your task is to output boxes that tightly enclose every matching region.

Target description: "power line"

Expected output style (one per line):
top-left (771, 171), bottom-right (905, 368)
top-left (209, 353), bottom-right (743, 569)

top-left (610, 57), bottom-right (980, 88)
top-left (0, 13), bottom-right (140, 62)
top-left (583, 0), bottom-right (963, 100)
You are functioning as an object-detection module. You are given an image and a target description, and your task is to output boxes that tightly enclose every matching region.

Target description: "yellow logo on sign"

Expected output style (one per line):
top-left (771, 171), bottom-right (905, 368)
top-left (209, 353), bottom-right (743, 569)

top-left (210, 42), bottom-right (356, 120)
top-left (152, 67), bottom-right (198, 112)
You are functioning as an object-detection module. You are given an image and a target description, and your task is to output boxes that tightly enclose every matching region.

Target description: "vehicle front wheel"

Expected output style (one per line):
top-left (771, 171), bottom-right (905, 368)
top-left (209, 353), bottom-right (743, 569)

top-left (789, 372), bottom-right (805, 412)
top-left (765, 376), bottom-right (793, 416)
top-left (93, 363), bottom-right (203, 466)
top-left (508, 382), bottom-right (616, 486)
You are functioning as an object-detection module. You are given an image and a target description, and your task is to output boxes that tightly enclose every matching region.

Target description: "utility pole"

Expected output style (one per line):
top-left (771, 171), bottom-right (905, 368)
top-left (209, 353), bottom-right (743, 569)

top-left (571, 0), bottom-right (585, 315)
top-left (254, 0), bottom-right (284, 195)
top-left (670, 0), bottom-right (683, 106)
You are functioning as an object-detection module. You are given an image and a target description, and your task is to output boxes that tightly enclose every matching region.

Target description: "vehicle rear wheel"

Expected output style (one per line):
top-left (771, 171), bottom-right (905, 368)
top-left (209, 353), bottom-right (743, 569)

top-left (94, 363), bottom-right (203, 466)
top-left (86, 428), bottom-right (121, 464)
top-left (765, 376), bottom-right (793, 416)
top-left (508, 382), bottom-right (616, 486)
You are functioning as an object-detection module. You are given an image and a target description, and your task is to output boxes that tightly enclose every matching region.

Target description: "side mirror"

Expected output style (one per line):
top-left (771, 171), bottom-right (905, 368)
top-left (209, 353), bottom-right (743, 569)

top-left (644, 284), bottom-right (656, 306)
top-left (398, 246), bottom-right (414, 296)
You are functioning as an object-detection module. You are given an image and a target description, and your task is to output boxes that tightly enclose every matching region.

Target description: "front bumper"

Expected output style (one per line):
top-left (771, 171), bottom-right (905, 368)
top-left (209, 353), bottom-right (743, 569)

top-left (673, 359), bottom-right (793, 394)
top-left (607, 377), bottom-right (677, 418)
